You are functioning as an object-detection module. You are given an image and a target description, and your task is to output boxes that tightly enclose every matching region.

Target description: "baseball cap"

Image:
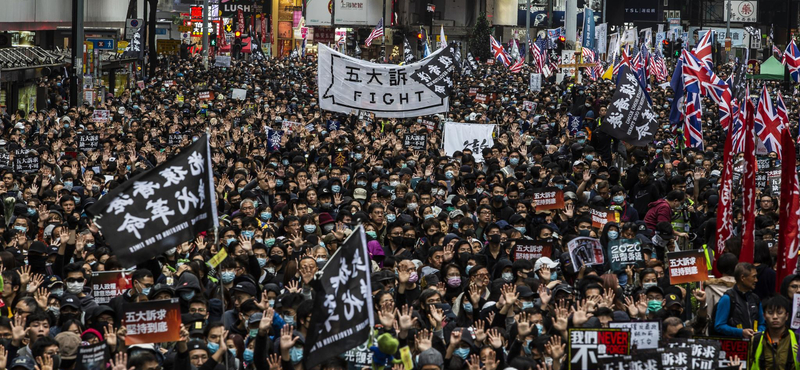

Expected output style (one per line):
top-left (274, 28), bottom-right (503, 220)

top-left (353, 188), bottom-right (367, 200)
top-left (248, 312), bottom-right (263, 326)
top-left (517, 286), bottom-right (535, 298)
top-left (573, 160), bottom-right (585, 167)
top-left (416, 348), bottom-right (444, 368)
top-left (665, 293), bottom-right (684, 308)
top-left (55, 332), bottom-right (81, 360)
top-left (10, 357), bottom-right (34, 370)
top-left (533, 257), bottom-right (559, 272)
top-left (232, 281), bottom-right (258, 297)
top-left (60, 294), bottom-right (80, 309)
top-left (187, 340), bottom-right (209, 354)
top-left (45, 275), bottom-right (63, 289)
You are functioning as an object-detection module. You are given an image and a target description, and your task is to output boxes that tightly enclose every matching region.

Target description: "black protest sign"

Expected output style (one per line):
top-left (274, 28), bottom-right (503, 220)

top-left (666, 338), bottom-right (720, 370)
top-left (607, 239), bottom-right (644, 273)
top-left (756, 171), bottom-right (768, 190)
top-left (662, 346), bottom-right (692, 370)
top-left (600, 69), bottom-right (658, 145)
top-left (403, 133), bottom-right (427, 150)
top-left (78, 133), bottom-right (100, 151)
top-left (331, 149), bottom-right (349, 167)
top-left (693, 336), bottom-right (749, 369)
top-left (608, 321), bottom-right (660, 350)
top-left (123, 25), bottom-right (144, 59)
top-left (756, 156), bottom-right (771, 170)
top-left (569, 328), bottom-right (631, 370)
top-left (304, 226), bottom-right (374, 369)
top-left (767, 169), bottom-right (782, 196)
top-left (86, 135), bottom-right (217, 268)
top-left (599, 350), bottom-right (660, 370)
top-left (14, 155), bottom-right (39, 173)
top-left (512, 241), bottom-right (554, 261)
top-left (168, 133), bottom-right (186, 146)
top-left (410, 43), bottom-right (458, 98)
top-left (0, 152), bottom-right (10, 167)
top-left (74, 342), bottom-right (109, 370)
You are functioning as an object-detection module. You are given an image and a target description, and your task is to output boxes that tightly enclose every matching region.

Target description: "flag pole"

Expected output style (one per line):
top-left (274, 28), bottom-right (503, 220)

top-left (382, 0), bottom-right (387, 62)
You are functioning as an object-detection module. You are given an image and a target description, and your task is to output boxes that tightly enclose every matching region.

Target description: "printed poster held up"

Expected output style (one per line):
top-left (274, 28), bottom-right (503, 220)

top-left (123, 298), bottom-right (182, 344)
top-left (568, 328), bottom-right (630, 370)
top-left (567, 237), bottom-right (605, 269)
top-left (667, 250), bottom-right (708, 284)
top-left (443, 122), bottom-right (496, 163)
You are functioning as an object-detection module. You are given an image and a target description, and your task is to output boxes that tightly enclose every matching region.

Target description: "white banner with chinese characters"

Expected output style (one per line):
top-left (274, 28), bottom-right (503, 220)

top-left (443, 122), bottom-right (496, 163)
top-left (318, 44), bottom-right (449, 118)
top-left (724, 1), bottom-right (757, 23)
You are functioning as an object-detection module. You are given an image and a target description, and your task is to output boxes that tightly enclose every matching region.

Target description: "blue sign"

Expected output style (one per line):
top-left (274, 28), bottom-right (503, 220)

top-left (86, 38), bottom-right (115, 50)
top-left (156, 28), bottom-right (167, 35)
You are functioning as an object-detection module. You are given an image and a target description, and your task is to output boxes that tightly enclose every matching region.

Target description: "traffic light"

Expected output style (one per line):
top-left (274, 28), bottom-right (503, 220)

top-left (235, 31), bottom-right (241, 38)
top-left (556, 35), bottom-right (566, 53)
top-left (210, 33), bottom-right (217, 47)
top-left (675, 39), bottom-right (683, 57)
top-left (663, 39), bottom-right (671, 55)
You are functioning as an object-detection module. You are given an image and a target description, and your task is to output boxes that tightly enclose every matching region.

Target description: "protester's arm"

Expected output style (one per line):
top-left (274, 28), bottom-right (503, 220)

top-left (713, 294), bottom-right (743, 338)
top-left (254, 308), bottom-right (275, 370)
top-left (174, 325), bottom-right (191, 370)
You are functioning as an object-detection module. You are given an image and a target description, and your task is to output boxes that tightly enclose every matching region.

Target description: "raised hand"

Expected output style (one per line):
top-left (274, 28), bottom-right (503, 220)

top-left (486, 329), bottom-right (504, 349)
top-left (474, 319), bottom-right (487, 343)
top-left (545, 334), bottom-right (565, 360)
top-left (484, 349), bottom-right (499, 370)
top-left (286, 280), bottom-right (300, 293)
top-left (279, 325), bottom-right (299, 354)
top-left (538, 285), bottom-right (552, 308)
top-left (259, 308), bottom-right (274, 336)
top-left (428, 305), bottom-right (444, 329)
top-left (624, 295), bottom-right (639, 318)
top-left (378, 305), bottom-right (396, 328)
top-left (104, 323), bottom-right (117, 348)
top-left (573, 299), bottom-right (590, 327)
top-left (516, 312), bottom-right (532, 339)
top-left (469, 284), bottom-right (482, 306)
top-left (465, 354), bottom-right (481, 370)
top-left (397, 304), bottom-right (417, 332)
top-left (35, 355), bottom-right (53, 370)
top-left (267, 354), bottom-right (281, 370)
top-left (34, 288), bottom-right (48, 309)
top-left (415, 329), bottom-right (433, 352)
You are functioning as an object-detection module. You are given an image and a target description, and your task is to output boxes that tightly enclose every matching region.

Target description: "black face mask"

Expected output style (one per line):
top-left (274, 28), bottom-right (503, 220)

top-left (402, 237), bottom-right (416, 248)
top-left (488, 234), bottom-right (501, 244)
top-left (391, 236), bottom-right (403, 246)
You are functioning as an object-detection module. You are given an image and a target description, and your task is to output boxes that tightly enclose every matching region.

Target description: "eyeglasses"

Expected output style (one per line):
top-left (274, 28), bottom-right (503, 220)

top-left (65, 278), bottom-right (84, 283)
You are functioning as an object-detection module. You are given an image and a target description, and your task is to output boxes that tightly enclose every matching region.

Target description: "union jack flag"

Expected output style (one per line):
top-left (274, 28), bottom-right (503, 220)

top-left (776, 91), bottom-right (790, 128)
top-left (783, 39), bottom-right (800, 82)
top-left (681, 49), bottom-right (733, 131)
top-left (684, 91), bottom-right (704, 150)
top-left (509, 49), bottom-right (525, 73)
top-left (694, 30), bottom-right (714, 69)
top-left (364, 18), bottom-right (384, 47)
top-left (490, 35), bottom-right (512, 66)
top-left (730, 99), bottom-right (747, 152)
top-left (773, 45), bottom-right (783, 59)
top-left (755, 86), bottom-right (784, 159)
top-left (613, 47), bottom-right (631, 76)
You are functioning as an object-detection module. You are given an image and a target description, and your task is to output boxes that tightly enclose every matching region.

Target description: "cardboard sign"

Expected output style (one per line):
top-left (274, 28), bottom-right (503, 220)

top-left (590, 206), bottom-right (618, 229)
top-left (123, 298), bottom-right (182, 344)
top-left (214, 56), bottom-right (232, 67)
top-left (530, 73), bottom-right (542, 92)
top-left (168, 133), bottom-right (186, 146)
top-left (755, 171), bottom-right (768, 190)
top-left (77, 133), bottom-right (100, 151)
top-left (198, 90), bottom-right (215, 101)
top-left (523, 100), bottom-right (537, 112)
top-left (767, 169), bottom-right (782, 196)
top-left (568, 328), bottom-right (630, 370)
top-left (792, 294), bottom-right (800, 330)
top-left (91, 109), bottom-right (110, 123)
top-left (403, 134), bottom-right (427, 150)
top-left (91, 270), bottom-right (133, 304)
top-left (163, 80), bottom-right (175, 88)
top-left (608, 321), bottom-right (660, 350)
top-left (533, 188), bottom-right (564, 210)
top-left (567, 237), bottom-right (605, 269)
top-left (232, 88), bottom-right (247, 100)
top-left (693, 336), bottom-right (749, 369)
top-left (667, 250), bottom-right (708, 284)
top-left (512, 241), bottom-right (554, 261)
top-left (608, 239), bottom-right (644, 273)
top-left (208, 248), bottom-right (228, 269)
top-left (13, 155), bottom-right (39, 173)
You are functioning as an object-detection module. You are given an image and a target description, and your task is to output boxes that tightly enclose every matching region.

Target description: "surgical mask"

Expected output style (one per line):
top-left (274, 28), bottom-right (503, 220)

top-left (249, 328), bottom-right (258, 338)
top-left (50, 288), bottom-right (64, 297)
top-left (445, 171), bottom-right (455, 179)
top-left (407, 203), bottom-right (418, 211)
top-left (268, 299), bottom-right (275, 307)
top-left (229, 349), bottom-right (236, 357)
top-left (356, 181), bottom-right (367, 187)
top-left (585, 155), bottom-right (594, 162)
top-left (91, 185), bottom-right (100, 193)
top-left (607, 231), bottom-right (619, 240)
top-left (522, 301), bottom-right (534, 310)
top-left (386, 214), bottom-right (396, 223)
top-left (454, 348), bottom-right (470, 359)
top-left (266, 267), bottom-right (276, 274)
top-left (63, 181), bottom-right (73, 191)
top-left (283, 315), bottom-right (295, 325)
top-left (226, 238), bottom-right (237, 245)
top-left (180, 291), bottom-right (196, 301)
top-left (243, 349), bottom-right (254, 363)
top-left (241, 230), bottom-right (255, 239)
top-left (612, 195), bottom-right (625, 204)
top-left (74, 196), bottom-right (81, 204)
top-left (509, 157), bottom-right (519, 165)
top-left (535, 323), bottom-right (545, 335)
top-left (276, 179), bottom-right (284, 187)
top-left (424, 214), bottom-right (434, 220)
top-left (331, 185), bottom-right (341, 193)
top-left (47, 306), bottom-right (60, 319)
top-left (502, 272), bottom-right (514, 282)
top-left (140, 285), bottom-right (152, 296)
top-left (407, 272), bottom-right (419, 283)
top-left (27, 208), bottom-right (35, 216)
top-left (555, 183), bottom-right (565, 190)
top-left (463, 302), bottom-right (473, 313)
top-left (304, 225), bottom-right (317, 233)
top-left (257, 258), bottom-right (267, 268)
top-left (366, 231), bottom-right (377, 239)
top-left (207, 342), bottom-right (220, 354)
top-left (642, 282), bottom-right (657, 290)
top-left (372, 182), bottom-right (379, 190)
top-left (261, 212), bottom-right (272, 221)
top-left (290, 347), bottom-right (304, 364)
top-left (452, 222), bottom-right (459, 230)
top-left (265, 238), bottom-right (276, 247)
top-left (524, 340), bottom-right (533, 355)
top-left (447, 277), bottom-right (461, 287)
top-left (14, 226), bottom-right (26, 233)
top-left (66, 281), bottom-right (84, 294)
top-left (221, 271), bottom-right (235, 283)
top-left (390, 181), bottom-right (400, 187)
top-left (465, 265), bottom-right (473, 275)
top-left (647, 300), bottom-right (662, 313)
top-left (354, 153), bottom-right (363, 160)
top-left (515, 226), bottom-right (526, 234)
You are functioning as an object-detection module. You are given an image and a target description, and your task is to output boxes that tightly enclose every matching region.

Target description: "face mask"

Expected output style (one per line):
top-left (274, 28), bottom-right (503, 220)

top-left (389, 180), bottom-right (400, 187)
top-left (447, 277), bottom-right (461, 288)
top-left (515, 226), bottom-right (526, 234)
top-left (249, 328), bottom-right (258, 338)
top-left (73, 196), bottom-right (81, 205)
top-left (276, 179), bottom-right (284, 187)
top-left (331, 185), bottom-right (341, 193)
top-left (261, 212), bottom-right (272, 221)
top-left (51, 288), bottom-right (64, 297)
top-left (372, 183), bottom-right (379, 190)
top-left (91, 185), bottom-right (100, 193)
top-left (535, 323), bottom-right (545, 335)
top-left (407, 272), bottom-right (419, 283)
top-left (221, 271), bottom-right (236, 284)
top-left (522, 301), bottom-right (534, 310)
top-left (647, 300), bottom-right (662, 313)
top-left (229, 349), bottom-right (237, 357)
top-left (304, 225), bottom-right (317, 233)
top-left (453, 348), bottom-right (470, 359)
top-left (63, 181), bottom-right (73, 191)
top-left (407, 203), bottom-right (418, 211)
top-left (387, 214), bottom-right (397, 223)
top-left (207, 342), bottom-right (220, 354)
top-left (354, 153), bottom-right (363, 160)
top-left (555, 183), bottom-right (565, 190)
top-left (14, 226), bottom-right (26, 233)
top-left (523, 340), bottom-right (533, 355)
top-left (578, 139), bottom-right (586, 145)
top-left (366, 231), bottom-right (377, 239)
top-left (356, 181), bottom-right (367, 187)
top-left (47, 306), bottom-right (60, 319)
top-left (612, 195), bottom-right (625, 204)
top-left (489, 234), bottom-right (501, 244)
top-left (265, 238), bottom-right (276, 247)
top-left (140, 284), bottom-right (152, 296)
top-left (585, 155), bottom-right (594, 161)
top-left (502, 272), bottom-right (514, 282)
top-left (607, 231), bottom-right (619, 240)
top-left (283, 315), bottom-right (295, 325)
top-left (257, 258), bottom-right (267, 268)
top-left (424, 214), bottom-right (434, 220)
top-left (642, 282), bottom-right (657, 290)
top-left (238, 188), bottom-right (245, 193)
top-left (243, 349), bottom-right (254, 363)
top-left (242, 230), bottom-right (255, 239)
top-left (465, 265), bottom-right (474, 275)
top-left (463, 302), bottom-right (473, 313)
top-left (165, 247), bottom-right (177, 256)
top-left (445, 171), bottom-right (455, 180)
top-left (180, 291), bottom-right (196, 301)
top-left (226, 238), bottom-right (237, 245)
top-left (509, 157), bottom-right (520, 165)
top-left (289, 347), bottom-right (304, 364)
top-left (66, 281), bottom-right (84, 294)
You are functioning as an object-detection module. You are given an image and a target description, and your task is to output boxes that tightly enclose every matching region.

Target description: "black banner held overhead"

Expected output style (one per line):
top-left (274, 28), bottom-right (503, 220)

top-left (87, 135), bottom-right (217, 268)
top-left (403, 133), bottom-right (427, 150)
top-left (304, 226), bottom-right (374, 370)
top-left (410, 43), bottom-right (458, 99)
top-left (600, 68), bottom-right (658, 146)
top-left (122, 24), bottom-right (144, 59)
top-left (78, 133), bottom-right (100, 151)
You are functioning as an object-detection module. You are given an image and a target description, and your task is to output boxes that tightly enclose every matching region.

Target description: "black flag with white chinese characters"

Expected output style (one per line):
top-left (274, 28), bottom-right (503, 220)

top-left (123, 25), bottom-right (144, 60)
top-left (304, 226), bottom-right (374, 369)
top-left (86, 135), bottom-right (217, 268)
top-left (600, 68), bottom-right (658, 146)
top-left (410, 42), bottom-right (458, 99)
top-left (403, 36), bottom-right (415, 64)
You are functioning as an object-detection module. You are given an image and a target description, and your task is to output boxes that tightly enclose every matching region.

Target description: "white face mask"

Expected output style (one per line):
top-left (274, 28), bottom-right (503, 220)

top-left (66, 281), bottom-right (84, 294)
